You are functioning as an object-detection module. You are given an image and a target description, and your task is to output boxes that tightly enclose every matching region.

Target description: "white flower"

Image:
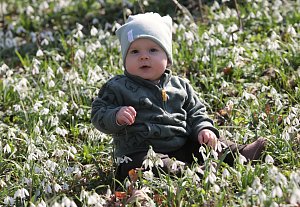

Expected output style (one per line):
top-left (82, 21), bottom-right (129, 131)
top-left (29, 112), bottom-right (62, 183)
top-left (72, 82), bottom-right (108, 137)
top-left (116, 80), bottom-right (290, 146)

top-left (265, 154), bottom-right (274, 164)
top-left (142, 157), bottom-right (154, 170)
top-left (87, 192), bottom-right (100, 205)
top-left (212, 184), bottom-right (220, 193)
top-left (290, 188), bottom-right (300, 205)
top-left (199, 146), bottom-right (207, 161)
top-left (154, 158), bottom-right (164, 168)
top-left (62, 196), bottom-right (77, 207)
top-left (90, 26), bottom-right (98, 36)
top-left (4, 196), bottom-right (15, 205)
top-left (170, 160), bottom-right (185, 173)
top-left (238, 154), bottom-right (247, 165)
top-left (55, 127), bottom-right (68, 137)
top-left (271, 186), bottom-right (283, 198)
top-left (201, 54), bottom-right (210, 64)
top-left (143, 170), bottom-right (154, 181)
top-left (76, 23), bottom-right (83, 31)
top-left (26, 6), bottom-right (34, 15)
top-left (222, 168), bottom-right (230, 179)
top-left (45, 160), bottom-right (58, 171)
top-left (205, 171), bottom-right (216, 184)
top-left (60, 102), bottom-right (68, 115)
top-left (74, 49), bottom-right (85, 61)
top-left (14, 188), bottom-right (29, 199)
top-left (116, 155), bottom-right (132, 164)
top-left (36, 200), bottom-right (46, 207)
top-left (3, 143), bottom-right (11, 154)
top-left (45, 184), bottom-right (52, 194)
top-left (286, 25), bottom-right (297, 37)
top-left (40, 107), bottom-right (49, 115)
top-left (36, 49), bottom-right (44, 57)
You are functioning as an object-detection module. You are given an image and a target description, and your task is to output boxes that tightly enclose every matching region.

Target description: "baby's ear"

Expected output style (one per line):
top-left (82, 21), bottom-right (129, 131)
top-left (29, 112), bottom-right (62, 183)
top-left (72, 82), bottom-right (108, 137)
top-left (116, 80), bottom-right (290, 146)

top-left (167, 60), bottom-right (172, 68)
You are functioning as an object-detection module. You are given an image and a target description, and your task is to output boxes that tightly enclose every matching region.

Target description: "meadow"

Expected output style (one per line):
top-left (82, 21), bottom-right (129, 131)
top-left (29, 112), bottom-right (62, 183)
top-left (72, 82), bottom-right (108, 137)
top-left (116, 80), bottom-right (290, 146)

top-left (0, 0), bottom-right (300, 206)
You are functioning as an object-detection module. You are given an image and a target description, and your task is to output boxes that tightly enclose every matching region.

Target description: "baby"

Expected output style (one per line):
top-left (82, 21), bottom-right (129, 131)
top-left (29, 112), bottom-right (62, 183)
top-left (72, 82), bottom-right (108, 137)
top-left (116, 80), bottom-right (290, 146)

top-left (91, 12), bottom-right (266, 181)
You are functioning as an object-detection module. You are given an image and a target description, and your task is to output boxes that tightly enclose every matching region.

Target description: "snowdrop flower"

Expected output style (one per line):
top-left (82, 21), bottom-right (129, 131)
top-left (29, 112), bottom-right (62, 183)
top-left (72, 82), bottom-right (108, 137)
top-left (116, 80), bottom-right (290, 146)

top-left (242, 91), bottom-right (257, 101)
top-left (0, 179), bottom-right (6, 187)
top-left (184, 31), bottom-right (194, 46)
top-left (36, 200), bottom-right (46, 207)
top-left (222, 168), bottom-right (230, 179)
top-left (251, 177), bottom-right (263, 193)
top-left (290, 188), bottom-right (300, 205)
top-left (170, 160), bottom-right (185, 173)
top-left (87, 192), bottom-right (100, 205)
top-left (265, 154), bottom-right (274, 164)
top-left (116, 155), bottom-right (132, 164)
top-left (61, 196), bottom-right (77, 207)
top-left (90, 26), bottom-right (98, 36)
top-left (212, 184), bottom-right (220, 193)
top-left (40, 107), bottom-right (49, 115)
top-left (75, 23), bottom-right (83, 31)
top-left (143, 170), bottom-right (154, 181)
top-left (32, 58), bottom-right (41, 75)
top-left (74, 49), bottom-right (85, 62)
top-left (271, 185), bottom-right (283, 198)
top-left (273, 10), bottom-right (283, 23)
top-left (55, 127), bottom-right (68, 137)
top-left (33, 101), bottom-right (43, 112)
top-left (48, 80), bottom-right (55, 88)
top-left (106, 188), bottom-right (112, 198)
top-left (26, 6), bottom-right (34, 15)
top-left (143, 147), bottom-right (164, 169)
top-left (39, 1), bottom-right (49, 11)
top-left (60, 102), bottom-right (68, 115)
top-left (14, 188), bottom-right (29, 199)
top-left (154, 157), bottom-right (164, 168)
top-left (186, 168), bottom-right (201, 183)
top-left (201, 54), bottom-right (210, 64)
top-left (286, 25), bottom-right (297, 37)
top-left (3, 143), bottom-right (11, 154)
top-left (41, 38), bottom-right (49, 46)
top-left (199, 146), bottom-right (207, 161)
top-left (290, 171), bottom-right (300, 185)
top-left (13, 104), bottom-right (21, 112)
top-left (36, 49), bottom-right (44, 57)
top-left (45, 160), bottom-right (58, 171)
top-left (45, 184), bottom-right (52, 194)
top-left (62, 183), bottom-right (69, 191)
top-left (142, 157), bottom-right (154, 170)
top-left (4, 196), bottom-right (15, 206)
top-left (238, 154), bottom-right (247, 165)
top-left (205, 171), bottom-right (217, 184)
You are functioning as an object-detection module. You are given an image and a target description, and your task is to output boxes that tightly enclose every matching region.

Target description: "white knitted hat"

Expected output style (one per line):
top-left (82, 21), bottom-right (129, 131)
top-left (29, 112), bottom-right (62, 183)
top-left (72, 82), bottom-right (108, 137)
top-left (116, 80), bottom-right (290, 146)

top-left (116, 12), bottom-right (173, 66)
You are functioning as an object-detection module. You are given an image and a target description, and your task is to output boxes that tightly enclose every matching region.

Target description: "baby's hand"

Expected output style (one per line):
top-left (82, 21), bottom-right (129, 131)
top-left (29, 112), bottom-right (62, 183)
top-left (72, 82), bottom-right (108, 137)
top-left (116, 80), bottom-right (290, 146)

top-left (116, 106), bottom-right (137, 125)
top-left (198, 129), bottom-right (218, 150)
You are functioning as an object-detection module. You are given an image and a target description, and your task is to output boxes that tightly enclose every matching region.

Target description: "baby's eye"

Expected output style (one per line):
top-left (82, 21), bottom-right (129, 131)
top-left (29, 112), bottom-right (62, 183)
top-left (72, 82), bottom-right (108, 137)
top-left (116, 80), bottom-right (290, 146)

top-left (150, 48), bottom-right (158, 52)
top-left (130, 49), bottom-right (139, 54)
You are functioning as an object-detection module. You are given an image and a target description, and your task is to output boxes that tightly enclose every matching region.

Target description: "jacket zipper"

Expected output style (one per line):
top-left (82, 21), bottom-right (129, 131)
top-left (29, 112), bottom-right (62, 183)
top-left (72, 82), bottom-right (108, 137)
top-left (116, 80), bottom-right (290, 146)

top-left (161, 88), bottom-right (167, 110)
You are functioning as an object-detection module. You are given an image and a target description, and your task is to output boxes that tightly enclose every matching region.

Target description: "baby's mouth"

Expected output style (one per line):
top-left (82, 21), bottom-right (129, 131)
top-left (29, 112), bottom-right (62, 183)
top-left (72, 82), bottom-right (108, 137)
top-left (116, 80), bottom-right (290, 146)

top-left (140, 65), bottom-right (151, 69)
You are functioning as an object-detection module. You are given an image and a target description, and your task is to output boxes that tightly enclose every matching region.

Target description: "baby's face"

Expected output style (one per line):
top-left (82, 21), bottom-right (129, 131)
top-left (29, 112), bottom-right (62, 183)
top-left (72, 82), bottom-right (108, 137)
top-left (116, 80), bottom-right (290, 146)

top-left (125, 38), bottom-right (168, 82)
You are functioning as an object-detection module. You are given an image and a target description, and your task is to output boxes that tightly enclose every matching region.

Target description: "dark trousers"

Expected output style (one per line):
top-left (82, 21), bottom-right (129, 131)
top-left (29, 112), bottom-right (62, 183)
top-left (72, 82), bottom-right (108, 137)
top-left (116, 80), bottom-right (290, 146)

top-left (116, 137), bottom-right (245, 181)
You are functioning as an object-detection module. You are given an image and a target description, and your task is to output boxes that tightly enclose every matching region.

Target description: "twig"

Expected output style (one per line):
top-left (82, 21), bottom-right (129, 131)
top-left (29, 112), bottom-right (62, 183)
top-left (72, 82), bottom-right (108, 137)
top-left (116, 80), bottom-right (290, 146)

top-left (138, 0), bottom-right (145, 14)
top-left (198, 0), bottom-right (204, 22)
top-left (231, 0), bottom-right (243, 33)
top-left (172, 0), bottom-right (194, 23)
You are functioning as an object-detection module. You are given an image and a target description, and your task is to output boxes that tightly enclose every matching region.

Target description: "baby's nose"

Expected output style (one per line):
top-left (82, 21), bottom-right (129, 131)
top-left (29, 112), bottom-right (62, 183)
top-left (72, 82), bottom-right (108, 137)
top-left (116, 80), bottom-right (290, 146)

top-left (140, 52), bottom-right (149, 60)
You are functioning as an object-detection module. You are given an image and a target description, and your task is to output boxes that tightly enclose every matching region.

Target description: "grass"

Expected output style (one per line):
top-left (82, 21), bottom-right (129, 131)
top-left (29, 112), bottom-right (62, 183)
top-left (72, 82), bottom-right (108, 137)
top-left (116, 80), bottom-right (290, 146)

top-left (0, 0), bottom-right (300, 206)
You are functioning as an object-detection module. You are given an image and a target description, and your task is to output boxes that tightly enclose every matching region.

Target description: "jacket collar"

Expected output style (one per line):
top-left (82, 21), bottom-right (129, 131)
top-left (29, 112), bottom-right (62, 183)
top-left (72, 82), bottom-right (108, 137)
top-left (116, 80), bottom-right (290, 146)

top-left (124, 69), bottom-right (172, 88)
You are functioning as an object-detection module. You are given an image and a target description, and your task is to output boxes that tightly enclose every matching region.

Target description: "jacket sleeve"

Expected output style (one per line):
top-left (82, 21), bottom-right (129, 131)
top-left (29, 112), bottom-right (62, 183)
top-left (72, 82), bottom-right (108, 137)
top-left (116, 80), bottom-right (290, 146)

top-left (91, 81), bottom-right (126, 134)
top-left (183, 82), bottom-right (220, 141)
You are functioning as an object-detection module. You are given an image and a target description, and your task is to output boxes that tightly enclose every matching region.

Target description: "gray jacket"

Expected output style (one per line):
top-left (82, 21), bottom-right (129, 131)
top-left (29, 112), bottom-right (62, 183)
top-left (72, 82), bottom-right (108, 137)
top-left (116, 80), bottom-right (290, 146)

top-left (91, 70), bottom-right (219, 157)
